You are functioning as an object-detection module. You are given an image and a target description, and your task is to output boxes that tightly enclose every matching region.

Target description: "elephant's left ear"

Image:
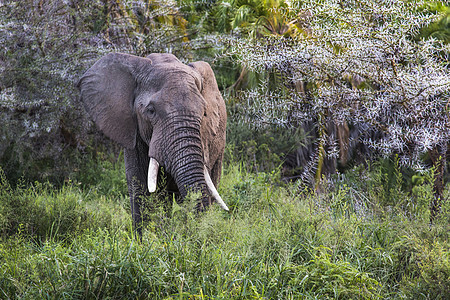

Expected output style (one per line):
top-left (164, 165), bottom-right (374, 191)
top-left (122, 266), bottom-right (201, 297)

top-left (188, 61), bottom-right (226, 119)
top-left (188, 61), bottom-right (221, 99)
top-left (189, 61), bottom-right (227, 165)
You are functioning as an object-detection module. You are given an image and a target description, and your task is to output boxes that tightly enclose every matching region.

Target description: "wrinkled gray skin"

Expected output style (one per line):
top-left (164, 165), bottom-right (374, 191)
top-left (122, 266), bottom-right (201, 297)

top-left (78, 53), bottom-right (227, 235)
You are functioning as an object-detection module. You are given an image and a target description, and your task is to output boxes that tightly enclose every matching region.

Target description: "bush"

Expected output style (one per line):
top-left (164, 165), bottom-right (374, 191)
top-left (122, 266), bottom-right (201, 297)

top-left (0, 167), bottom-right (130, 240)
top-left (1, 159), bottom-right (449, 298)
top-left (225, 111), bottom-right (306, 175)
top-left (73, 151), bottom-right (128, 200)
top-left (395, 236), bottom-right (450, 299)
top-left (0, 1), bottom-right (108, 184)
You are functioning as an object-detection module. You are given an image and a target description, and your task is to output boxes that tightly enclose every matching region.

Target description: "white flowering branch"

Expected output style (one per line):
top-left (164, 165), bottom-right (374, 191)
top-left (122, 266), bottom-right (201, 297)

top-left (224, 0), bottom-right (449, 218)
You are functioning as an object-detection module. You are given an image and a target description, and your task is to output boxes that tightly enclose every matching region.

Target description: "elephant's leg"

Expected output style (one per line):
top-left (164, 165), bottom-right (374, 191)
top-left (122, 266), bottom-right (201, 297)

top-left (124, 138), bottom-right (150, 237)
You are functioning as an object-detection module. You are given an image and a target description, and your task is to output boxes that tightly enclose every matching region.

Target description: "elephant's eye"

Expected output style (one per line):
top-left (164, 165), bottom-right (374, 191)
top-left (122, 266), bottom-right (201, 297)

top-left (147, 105), bottom-right (156, 116)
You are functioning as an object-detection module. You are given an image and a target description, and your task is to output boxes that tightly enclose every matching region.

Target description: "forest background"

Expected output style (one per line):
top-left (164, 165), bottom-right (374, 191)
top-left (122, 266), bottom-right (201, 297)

top-left (0, 0), bottom-right (449, 299)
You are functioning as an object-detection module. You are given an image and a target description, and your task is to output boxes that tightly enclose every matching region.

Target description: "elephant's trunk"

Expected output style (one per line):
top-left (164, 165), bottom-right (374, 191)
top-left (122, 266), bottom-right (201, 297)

top-left (148, 114), bottom-right (228, 211)
top-left (168, 126), bottom-right (212, 210)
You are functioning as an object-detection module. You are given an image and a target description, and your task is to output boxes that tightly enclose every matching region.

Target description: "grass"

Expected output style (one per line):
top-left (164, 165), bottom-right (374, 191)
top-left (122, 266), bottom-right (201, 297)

top-left (0, 157), bottom-right (449, 299)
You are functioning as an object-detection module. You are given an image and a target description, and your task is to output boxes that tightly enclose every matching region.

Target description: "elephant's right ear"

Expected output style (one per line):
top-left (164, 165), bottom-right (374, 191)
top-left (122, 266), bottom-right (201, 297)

top-left (77, 53), bottom-right (151, 149)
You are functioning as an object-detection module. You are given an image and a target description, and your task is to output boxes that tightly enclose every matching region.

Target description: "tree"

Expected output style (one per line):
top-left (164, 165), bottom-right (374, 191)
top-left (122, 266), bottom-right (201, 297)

top-left (225, 0), bottom-right (449, 220)
top-left (419, 1), bottom-right (450, 44)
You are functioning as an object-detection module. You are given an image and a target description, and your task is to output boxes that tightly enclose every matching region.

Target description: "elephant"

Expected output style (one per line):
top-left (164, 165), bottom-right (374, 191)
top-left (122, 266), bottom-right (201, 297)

top-left (77, 52), bottom-right (228, 234)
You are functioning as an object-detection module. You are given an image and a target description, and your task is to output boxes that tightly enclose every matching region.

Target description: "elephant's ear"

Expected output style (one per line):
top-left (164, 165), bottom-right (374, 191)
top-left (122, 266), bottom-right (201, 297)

top-left (188, 61), bottom-right (221, 100)
top-left (77, 53), bottom-right (151, 149)
top-left (188, 61), bottom-right (226, 126)
top-left (189, 61), bottom-right (227, 168)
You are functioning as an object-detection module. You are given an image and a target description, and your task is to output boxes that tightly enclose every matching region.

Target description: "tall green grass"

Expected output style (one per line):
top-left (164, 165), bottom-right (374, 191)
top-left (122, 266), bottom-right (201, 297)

top-left (0, 157), bottom-right (448, 299)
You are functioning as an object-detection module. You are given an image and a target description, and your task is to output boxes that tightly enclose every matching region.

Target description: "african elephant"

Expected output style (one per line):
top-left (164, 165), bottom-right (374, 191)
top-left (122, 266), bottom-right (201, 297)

top-left (78, 53), bottom-right (228, 234)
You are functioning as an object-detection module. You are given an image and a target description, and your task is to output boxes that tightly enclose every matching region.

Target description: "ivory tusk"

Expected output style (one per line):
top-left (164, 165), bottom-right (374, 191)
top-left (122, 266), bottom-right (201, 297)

top-left (148, 158), bottom-right (159, 193)
top-left (204, 166), bottom-right (229, 211)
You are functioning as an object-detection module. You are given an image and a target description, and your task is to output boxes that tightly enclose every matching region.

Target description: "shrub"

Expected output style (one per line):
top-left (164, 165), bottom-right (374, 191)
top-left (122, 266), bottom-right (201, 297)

top-left (0, 167), bottom-right (130, 240)
top-left (0, 160), bottom-right (449, 298)
top-left (223, 0), bottom-right (449, 219)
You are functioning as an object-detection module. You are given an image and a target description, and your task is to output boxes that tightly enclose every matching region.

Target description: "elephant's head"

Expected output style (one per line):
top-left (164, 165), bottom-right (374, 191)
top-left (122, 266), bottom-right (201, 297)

top-left (77, 53), bottom-right (228, 211)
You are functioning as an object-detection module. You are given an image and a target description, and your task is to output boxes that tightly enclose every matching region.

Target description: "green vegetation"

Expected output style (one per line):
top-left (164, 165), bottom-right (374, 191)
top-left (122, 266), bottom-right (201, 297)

top-left (1, 154), bottom-right (448, 299)
top-left (0, 1), bottom-right (449, 299)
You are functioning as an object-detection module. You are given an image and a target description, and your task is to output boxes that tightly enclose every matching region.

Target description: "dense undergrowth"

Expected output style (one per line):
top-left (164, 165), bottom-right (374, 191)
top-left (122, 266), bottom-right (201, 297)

top-left (0, 152), bottom-right (448, 299)
top-left (1, 1), bottom-right (448, 299)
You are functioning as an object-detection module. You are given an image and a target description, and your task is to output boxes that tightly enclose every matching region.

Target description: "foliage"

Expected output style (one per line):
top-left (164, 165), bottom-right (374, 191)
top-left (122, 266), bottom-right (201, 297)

top-left (1, 159), bottom-right (449, 299)
top-left (212, 0), bottom-right (308, 37)
top-left (225, 110), bottom-right (308, 173)
top-left (1, 2), bottom-right (449, 297)
top-left (222, 0), bottom-right (449, 220)
top-left (419, 1), bottom-right (450, 43)
top-left (0, 0), bottom-right (94, 183)
top-left (226, 0), bottom-right (449, 165)
top-left (73, 151), bottom-right (128, 199)
top-left (0, 166), bottom-right (130, 240)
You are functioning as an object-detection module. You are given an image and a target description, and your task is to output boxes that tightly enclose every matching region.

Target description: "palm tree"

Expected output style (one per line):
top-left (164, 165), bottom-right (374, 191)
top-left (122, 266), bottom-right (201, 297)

top-left (216, 0), bottom-right (310, 38)
top-left (419, 2), bottom-right (450, 44)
